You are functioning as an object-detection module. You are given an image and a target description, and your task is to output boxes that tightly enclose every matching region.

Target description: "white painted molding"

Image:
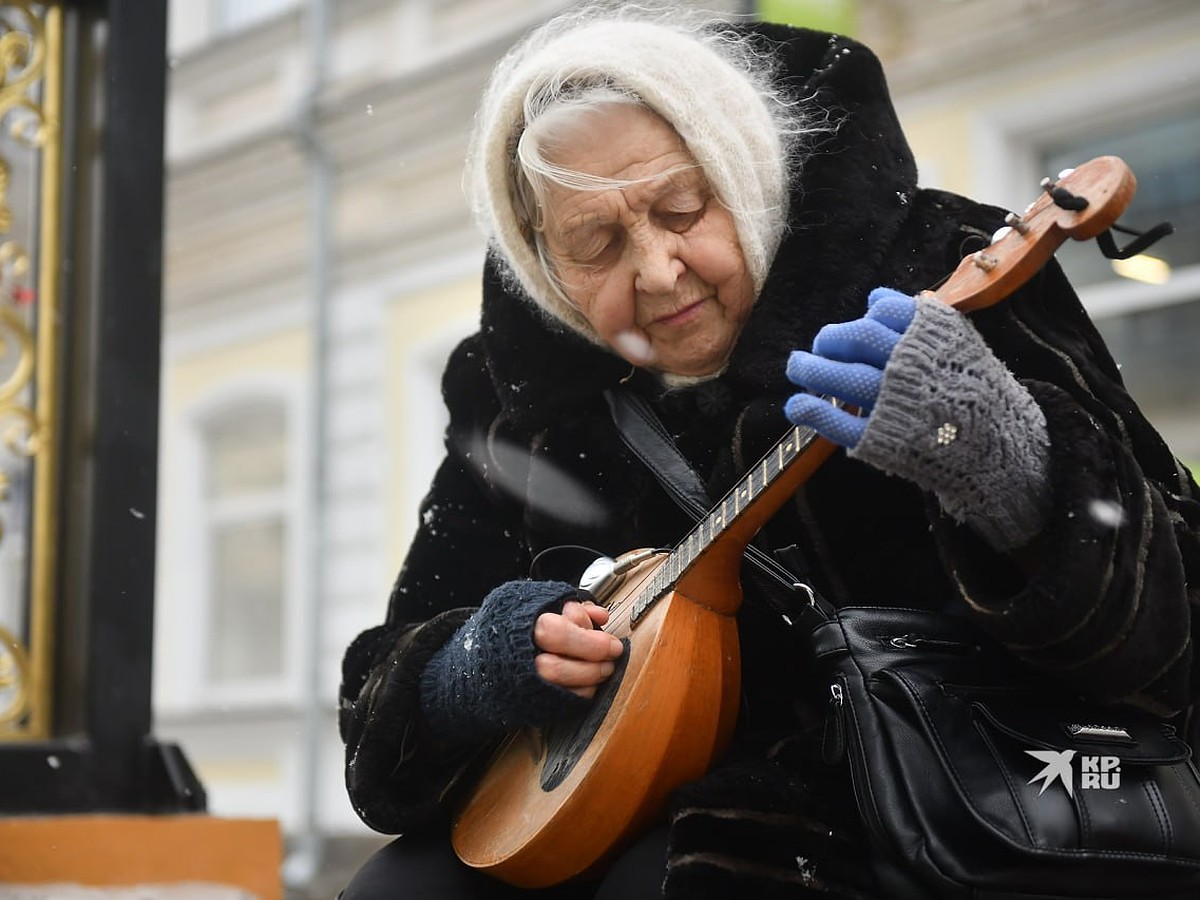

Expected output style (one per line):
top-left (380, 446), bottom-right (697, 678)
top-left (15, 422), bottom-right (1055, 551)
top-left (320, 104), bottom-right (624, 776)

top-left (400, 311), bottom-right (477, 546)
top-left (158, 373), bottom-right (310, 713)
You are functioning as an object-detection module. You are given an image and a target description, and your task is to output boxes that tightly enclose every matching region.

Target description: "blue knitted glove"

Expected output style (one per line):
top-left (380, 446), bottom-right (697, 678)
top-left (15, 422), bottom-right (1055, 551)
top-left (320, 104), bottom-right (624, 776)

top-left (784, 287), bottom-right (916, 447)
top-left (419, 580), bottom-right (590, 743)
top-left (785, 287), bottom-right (1051, 551)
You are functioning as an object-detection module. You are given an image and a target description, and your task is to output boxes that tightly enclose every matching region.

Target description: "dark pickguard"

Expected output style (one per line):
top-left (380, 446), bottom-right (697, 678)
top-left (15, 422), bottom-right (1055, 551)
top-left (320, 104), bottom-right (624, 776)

top-left (539, 637), bottom-right (632, 791)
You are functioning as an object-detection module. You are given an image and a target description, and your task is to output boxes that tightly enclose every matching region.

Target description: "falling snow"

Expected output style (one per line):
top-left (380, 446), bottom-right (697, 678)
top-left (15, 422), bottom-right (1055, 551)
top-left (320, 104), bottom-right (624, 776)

top-left (1088, 498), bottom-right (1126, 528)
top-left (795, 855), bottom-right (816, 883)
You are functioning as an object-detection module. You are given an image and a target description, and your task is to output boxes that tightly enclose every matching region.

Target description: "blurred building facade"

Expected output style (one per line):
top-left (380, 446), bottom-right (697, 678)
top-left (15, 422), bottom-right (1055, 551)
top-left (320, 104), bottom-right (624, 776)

top-left (154, 0), bottom-right (1200, 890)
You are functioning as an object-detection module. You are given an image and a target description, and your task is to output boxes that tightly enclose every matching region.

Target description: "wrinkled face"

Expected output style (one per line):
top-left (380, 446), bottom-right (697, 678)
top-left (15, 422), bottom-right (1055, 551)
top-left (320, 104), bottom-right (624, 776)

top-left (540, 104), bottom-right (755, 378)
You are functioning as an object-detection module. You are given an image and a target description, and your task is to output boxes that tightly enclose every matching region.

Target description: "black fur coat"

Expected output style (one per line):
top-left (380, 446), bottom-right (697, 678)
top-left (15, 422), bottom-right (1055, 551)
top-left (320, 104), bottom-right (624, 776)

top-left (339, 22), bottom-right (1200, 898)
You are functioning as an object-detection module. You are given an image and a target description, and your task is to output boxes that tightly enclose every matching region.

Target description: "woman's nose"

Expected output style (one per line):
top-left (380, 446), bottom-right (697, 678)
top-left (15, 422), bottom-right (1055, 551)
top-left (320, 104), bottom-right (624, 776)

top-left (632, 236), bottom-right (685, 294)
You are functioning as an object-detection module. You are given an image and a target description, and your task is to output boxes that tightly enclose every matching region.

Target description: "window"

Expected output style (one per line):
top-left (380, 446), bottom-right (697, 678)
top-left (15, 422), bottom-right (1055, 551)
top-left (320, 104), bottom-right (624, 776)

top-left (1036, 105), bottom-right (1200, 468)
top-left (1089, 295), bottom-right (1200, 471)
top-left (1041, 110), bottom-right (1200, 290)
top-left (211, 0), bottom-right (295, 34)
top-left (200, 400), bottom-right (290, 687)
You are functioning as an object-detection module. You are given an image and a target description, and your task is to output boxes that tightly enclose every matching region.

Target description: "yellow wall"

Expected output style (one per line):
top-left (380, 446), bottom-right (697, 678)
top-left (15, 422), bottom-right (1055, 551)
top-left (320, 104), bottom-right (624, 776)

top-left (385, 277), bottom-right (482, 566)
top-left (167, 328), bottom-right (310, 406)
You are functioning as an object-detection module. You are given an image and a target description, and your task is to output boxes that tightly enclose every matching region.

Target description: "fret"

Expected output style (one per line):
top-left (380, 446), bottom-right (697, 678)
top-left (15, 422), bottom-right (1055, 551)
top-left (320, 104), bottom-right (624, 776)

top-left (631, 422), bottom-right (825, 625)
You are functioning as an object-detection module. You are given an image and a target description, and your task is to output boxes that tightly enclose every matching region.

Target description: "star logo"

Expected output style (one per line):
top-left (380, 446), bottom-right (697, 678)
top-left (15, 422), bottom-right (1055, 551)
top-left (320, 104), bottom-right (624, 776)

top-left (1025, 749), bottom-right (1076, 798)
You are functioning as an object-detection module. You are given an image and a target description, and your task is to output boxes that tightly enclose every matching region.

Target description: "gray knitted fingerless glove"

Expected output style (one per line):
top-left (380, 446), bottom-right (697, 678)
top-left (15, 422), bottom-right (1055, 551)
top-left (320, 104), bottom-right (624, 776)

top-left (419, 579), bottom-right (590, 743)
top-left (848, 298), bottom-right (1051, 551)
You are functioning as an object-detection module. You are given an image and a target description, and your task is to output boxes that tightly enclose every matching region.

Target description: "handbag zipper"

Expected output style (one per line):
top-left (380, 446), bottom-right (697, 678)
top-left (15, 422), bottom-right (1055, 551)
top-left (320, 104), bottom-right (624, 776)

top-left (885, 633), bottom-right (973, 652)
top-left (823, 675), bottom-right (896, 856)
top-left (822, 681), bottom-right (846, 764)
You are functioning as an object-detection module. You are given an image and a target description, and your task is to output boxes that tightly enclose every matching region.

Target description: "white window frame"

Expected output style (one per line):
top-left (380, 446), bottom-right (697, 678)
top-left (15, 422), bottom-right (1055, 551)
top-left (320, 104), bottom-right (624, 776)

top-left (402, 315), bottom-right (477, 512)
top-left (174, 374), bottom-right (309, 709)
top-left (209, 0), bottom-right (296, 35)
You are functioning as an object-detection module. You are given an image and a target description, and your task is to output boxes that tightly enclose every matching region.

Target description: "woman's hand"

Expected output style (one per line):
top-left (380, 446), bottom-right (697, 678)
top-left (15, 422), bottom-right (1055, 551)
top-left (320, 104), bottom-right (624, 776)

top-left (784, 286), bottom-right (1051, 552)
top-left (420, 580), bottom-right (622, 741)
top-left (784, 287), bottom-right (916, 448)
top-left (534, 600), bottom-right (625, 699)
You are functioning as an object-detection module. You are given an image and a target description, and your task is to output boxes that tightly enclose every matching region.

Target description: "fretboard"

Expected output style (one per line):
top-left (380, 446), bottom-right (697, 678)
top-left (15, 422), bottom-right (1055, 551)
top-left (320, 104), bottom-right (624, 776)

top-left (631, 422), bottom-right (824, 623)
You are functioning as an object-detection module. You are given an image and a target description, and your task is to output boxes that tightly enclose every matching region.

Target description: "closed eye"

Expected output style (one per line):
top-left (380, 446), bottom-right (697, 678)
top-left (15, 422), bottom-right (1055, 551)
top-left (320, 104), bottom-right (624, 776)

top-left (570, 233), bottom-right (623, 267)
top-left (657, 206), bottom-right (705, 232)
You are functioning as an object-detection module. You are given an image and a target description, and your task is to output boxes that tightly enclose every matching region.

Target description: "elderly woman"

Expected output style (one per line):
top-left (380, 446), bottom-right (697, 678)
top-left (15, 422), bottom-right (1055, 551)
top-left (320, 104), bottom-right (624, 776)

top-left (338, 4), bottom-right (1199, 898)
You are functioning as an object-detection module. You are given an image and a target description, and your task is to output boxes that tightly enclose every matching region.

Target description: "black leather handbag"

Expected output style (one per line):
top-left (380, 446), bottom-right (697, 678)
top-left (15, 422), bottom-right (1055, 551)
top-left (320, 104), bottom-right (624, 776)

top-left (815, 605), bottom-right (1200, 900)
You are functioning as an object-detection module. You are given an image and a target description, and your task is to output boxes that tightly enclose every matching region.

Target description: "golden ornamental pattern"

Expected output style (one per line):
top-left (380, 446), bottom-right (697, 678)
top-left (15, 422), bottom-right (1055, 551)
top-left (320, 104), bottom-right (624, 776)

top-left (0, 1), bottom-right (59, 740)
top-left (0, 624), bottom-right (30, 725)
top-left (0, 3), bottom-right (45, 545)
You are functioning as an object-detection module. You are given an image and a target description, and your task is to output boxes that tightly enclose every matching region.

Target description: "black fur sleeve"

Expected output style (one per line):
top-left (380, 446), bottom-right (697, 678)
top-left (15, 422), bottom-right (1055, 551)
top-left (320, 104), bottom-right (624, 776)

top-left (933, 382), bottom-right (1194, 716)
top-left (339, 608), bottom-right (481, 834)
top-left (919, 241), bottom-right (1200, 720)
top-left (337, 333), bottom-right (531, 833)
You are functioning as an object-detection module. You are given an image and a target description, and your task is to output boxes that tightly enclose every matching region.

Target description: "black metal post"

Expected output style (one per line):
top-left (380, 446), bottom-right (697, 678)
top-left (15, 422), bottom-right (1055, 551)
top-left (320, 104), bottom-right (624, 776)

top-left (0, 0), bottom-right (204, 815)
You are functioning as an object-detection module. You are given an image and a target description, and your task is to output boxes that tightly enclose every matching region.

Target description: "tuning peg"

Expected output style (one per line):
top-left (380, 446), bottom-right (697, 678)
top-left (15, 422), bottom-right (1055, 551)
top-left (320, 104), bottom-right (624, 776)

top-left (972, 251), bottom-right (999, 272)
top-left (1041, 176), bottom-right (1088, 211)
top-left (1004, 212), bottom-right (1030, 235)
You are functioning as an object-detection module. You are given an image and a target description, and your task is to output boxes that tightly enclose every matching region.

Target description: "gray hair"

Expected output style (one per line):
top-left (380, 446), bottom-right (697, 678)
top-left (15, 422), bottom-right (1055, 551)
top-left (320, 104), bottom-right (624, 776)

top-left (513, 86), bottom-right (700, 308)
top-left (512, 85), bottom-right (651, 234)
top-left (466, 1), bottom-right (816, 340)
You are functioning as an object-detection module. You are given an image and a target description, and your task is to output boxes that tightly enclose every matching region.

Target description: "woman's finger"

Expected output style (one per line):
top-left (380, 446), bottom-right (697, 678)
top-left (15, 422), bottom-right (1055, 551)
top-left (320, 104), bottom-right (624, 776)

top-left (581, 601), bottom-right (610, 628)
top-left (560, 599), bottom-right (607, 629)
top-left (535, 652), bottom-right (616, 695)
top-left (811, 317), bottom-right (902, 368)
top-left (534, 610), bottom-right (624, 660)
top-left (785, 351), bottom-right (883, 410)
top-left (784, 393), bottom-right (868, 448)
top-left (866, 288), bottom-right (917, 333)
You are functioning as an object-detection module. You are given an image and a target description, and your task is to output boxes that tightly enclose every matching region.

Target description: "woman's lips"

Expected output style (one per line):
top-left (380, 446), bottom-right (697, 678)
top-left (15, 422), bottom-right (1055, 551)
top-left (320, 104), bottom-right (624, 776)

top-left (651, 297), bottom-right (708, 327)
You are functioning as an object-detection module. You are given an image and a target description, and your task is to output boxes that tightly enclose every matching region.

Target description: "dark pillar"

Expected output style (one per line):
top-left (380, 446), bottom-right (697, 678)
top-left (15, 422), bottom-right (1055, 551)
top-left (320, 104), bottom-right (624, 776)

top-left (0, 0), bottom-right (204, 814)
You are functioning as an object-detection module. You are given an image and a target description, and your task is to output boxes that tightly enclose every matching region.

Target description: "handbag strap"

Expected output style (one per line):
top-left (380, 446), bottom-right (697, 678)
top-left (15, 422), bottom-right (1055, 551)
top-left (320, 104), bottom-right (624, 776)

top-left (604, 387), bottom-right (836, 625)
top-left (605, 387), bottom-right (711, 520)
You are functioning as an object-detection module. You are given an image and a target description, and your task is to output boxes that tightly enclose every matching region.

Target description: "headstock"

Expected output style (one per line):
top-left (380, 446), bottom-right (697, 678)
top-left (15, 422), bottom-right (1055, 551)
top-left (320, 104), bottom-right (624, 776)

top-left (923, 156), bottom-right (1137, 312)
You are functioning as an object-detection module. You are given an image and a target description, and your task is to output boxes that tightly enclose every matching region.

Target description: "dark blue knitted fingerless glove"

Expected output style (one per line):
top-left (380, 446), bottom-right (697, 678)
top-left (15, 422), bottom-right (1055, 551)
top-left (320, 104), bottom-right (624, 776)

top-left (419, 579), bottom-right (591, 743)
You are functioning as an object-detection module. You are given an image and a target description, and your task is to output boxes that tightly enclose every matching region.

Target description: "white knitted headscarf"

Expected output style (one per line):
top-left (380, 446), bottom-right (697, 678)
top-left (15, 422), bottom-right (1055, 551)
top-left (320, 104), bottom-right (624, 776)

top-left (465, 4), bottom-right (797, 341)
